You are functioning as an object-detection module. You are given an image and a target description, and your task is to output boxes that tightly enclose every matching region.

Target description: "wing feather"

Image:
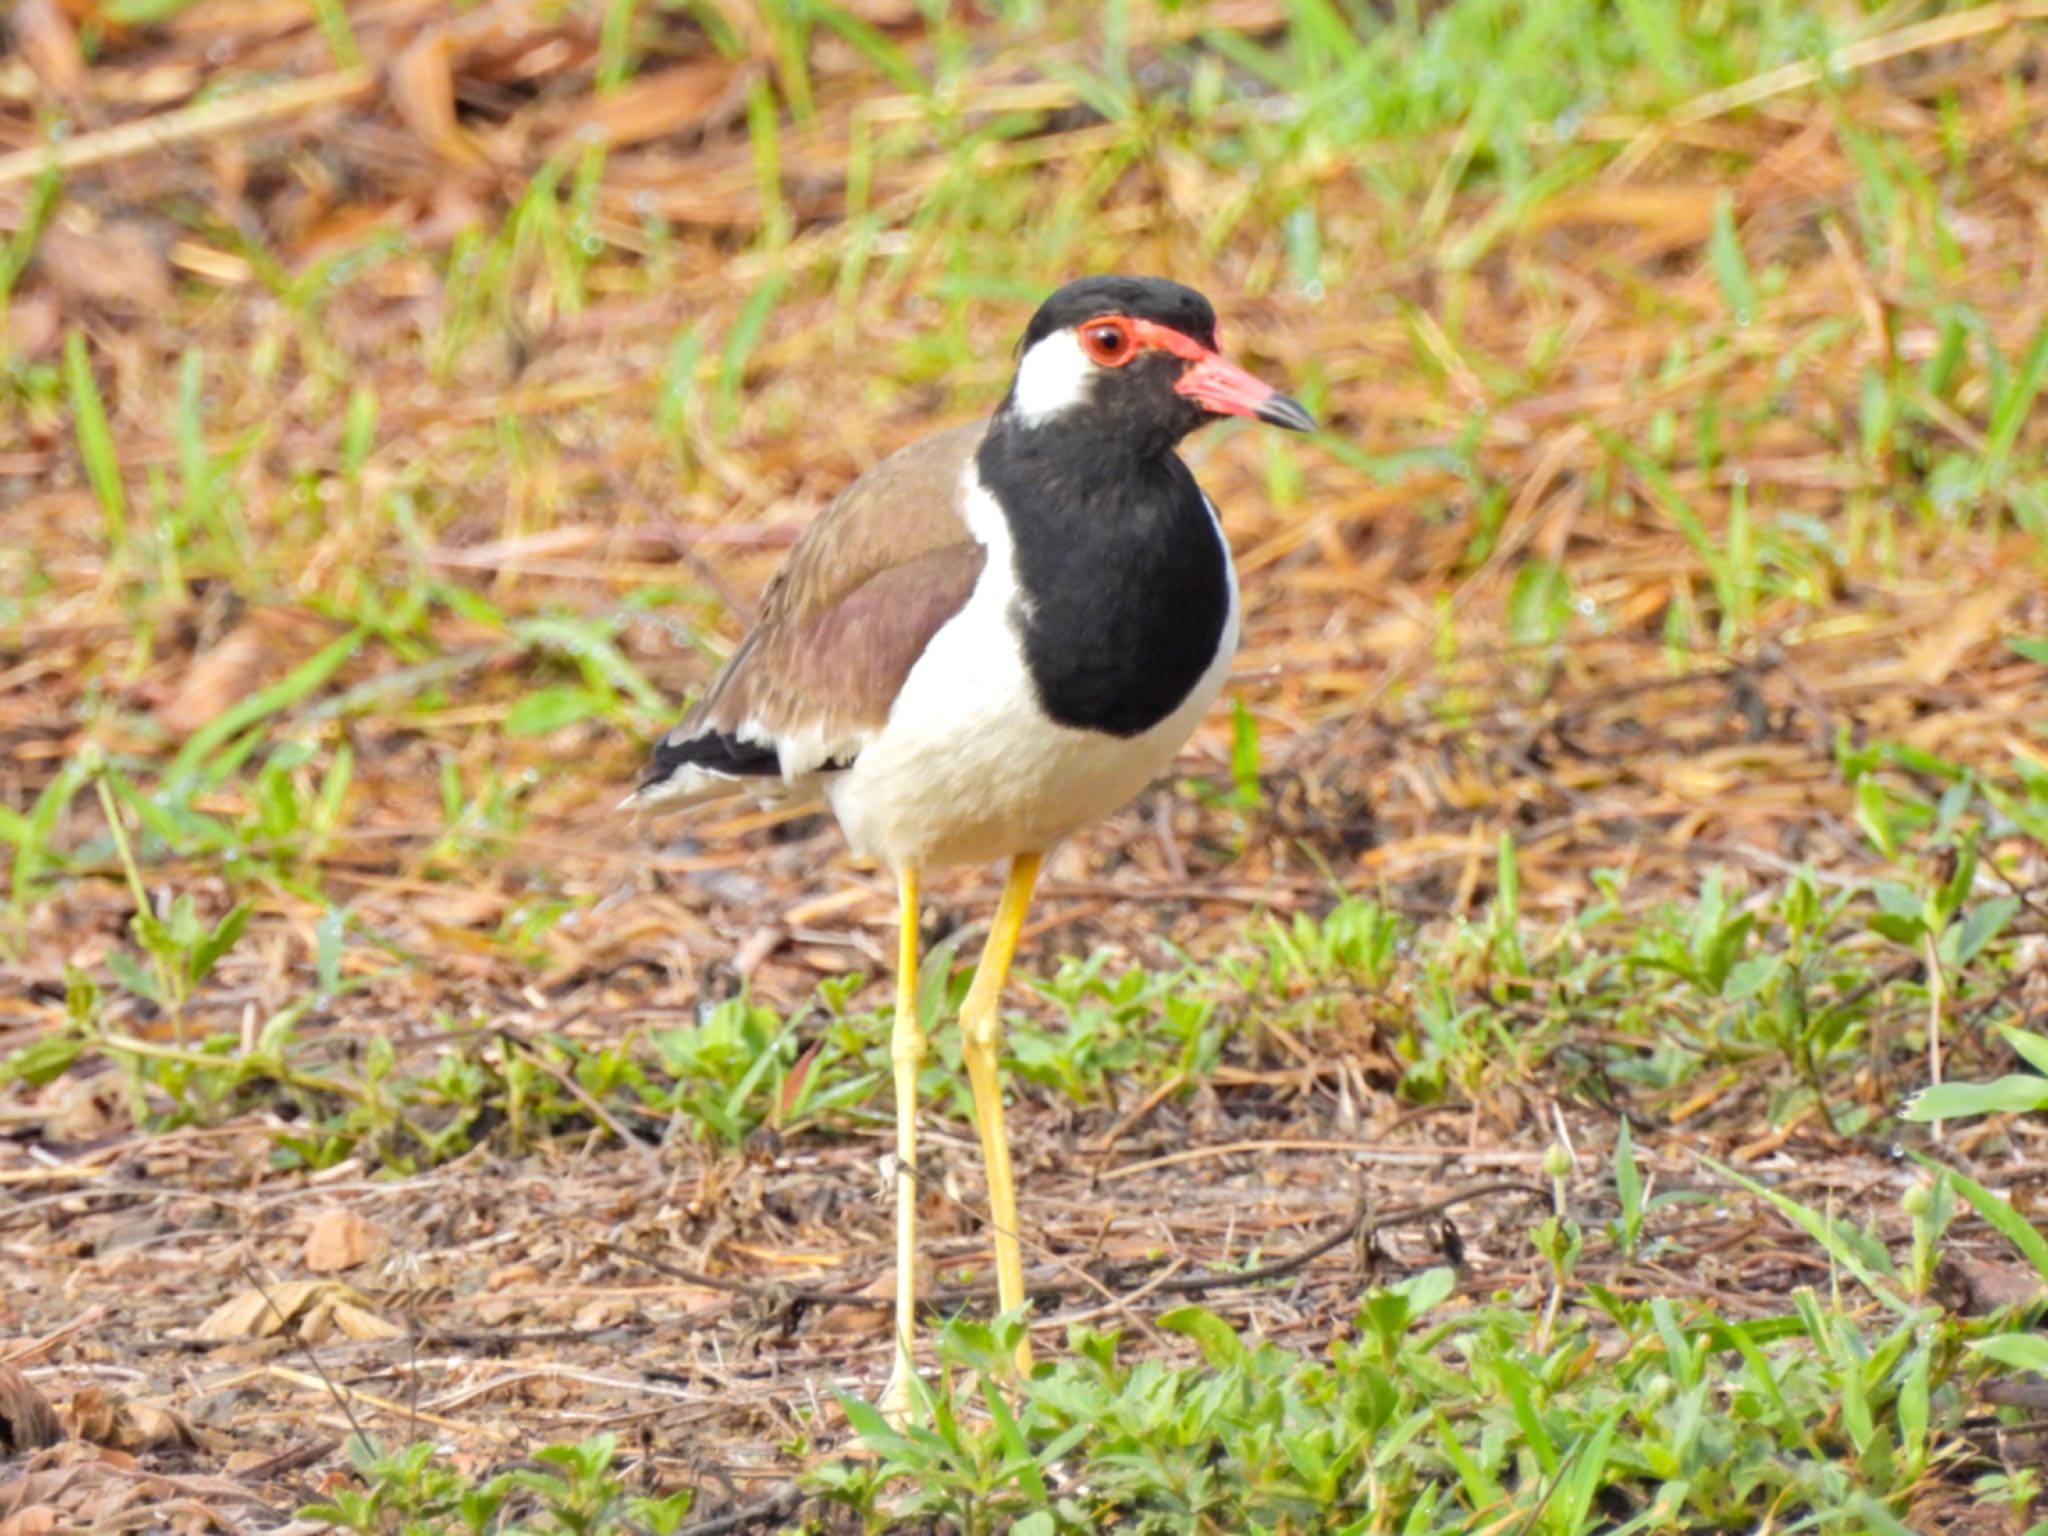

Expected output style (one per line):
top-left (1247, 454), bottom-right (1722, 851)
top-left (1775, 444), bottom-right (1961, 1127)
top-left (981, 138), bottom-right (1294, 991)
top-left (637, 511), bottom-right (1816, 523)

top-left (633, 421), bottom-right (990, 810)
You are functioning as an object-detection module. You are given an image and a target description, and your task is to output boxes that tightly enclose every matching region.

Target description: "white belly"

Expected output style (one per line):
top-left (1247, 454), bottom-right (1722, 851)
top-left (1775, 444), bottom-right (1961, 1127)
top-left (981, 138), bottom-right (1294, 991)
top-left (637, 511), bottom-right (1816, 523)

top-left (826, 480), bottom-right (1239, 871)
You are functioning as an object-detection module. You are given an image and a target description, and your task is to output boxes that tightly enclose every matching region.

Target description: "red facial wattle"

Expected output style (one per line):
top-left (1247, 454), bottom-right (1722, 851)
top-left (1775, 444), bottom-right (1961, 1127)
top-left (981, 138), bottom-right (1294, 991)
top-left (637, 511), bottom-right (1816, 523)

top-left (1114, 316), bottom-right (1316, 432)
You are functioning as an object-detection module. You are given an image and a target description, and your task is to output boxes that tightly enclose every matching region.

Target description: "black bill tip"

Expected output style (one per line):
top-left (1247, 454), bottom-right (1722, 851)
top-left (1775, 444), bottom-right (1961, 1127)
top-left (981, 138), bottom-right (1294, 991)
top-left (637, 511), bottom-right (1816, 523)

top-left (1256, 393), bottom-right (1317, 433)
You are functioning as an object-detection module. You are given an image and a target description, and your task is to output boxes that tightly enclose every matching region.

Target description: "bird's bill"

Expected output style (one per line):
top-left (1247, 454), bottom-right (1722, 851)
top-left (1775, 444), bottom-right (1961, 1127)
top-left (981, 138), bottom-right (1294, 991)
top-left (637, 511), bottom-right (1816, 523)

top-left (1172, 351), bottom-right (1316, 432)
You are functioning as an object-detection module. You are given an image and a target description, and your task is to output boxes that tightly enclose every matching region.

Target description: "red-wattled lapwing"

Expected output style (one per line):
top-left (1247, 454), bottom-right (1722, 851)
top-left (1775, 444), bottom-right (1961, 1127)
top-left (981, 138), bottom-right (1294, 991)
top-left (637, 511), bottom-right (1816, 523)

top-left (627, 275), bottom-right (1313, 1417)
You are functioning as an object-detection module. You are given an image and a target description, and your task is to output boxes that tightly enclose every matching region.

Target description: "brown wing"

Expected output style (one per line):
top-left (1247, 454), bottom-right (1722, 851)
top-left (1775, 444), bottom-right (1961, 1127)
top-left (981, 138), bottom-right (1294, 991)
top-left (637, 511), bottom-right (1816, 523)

top-left (641, 420), bottom-right (990, 796)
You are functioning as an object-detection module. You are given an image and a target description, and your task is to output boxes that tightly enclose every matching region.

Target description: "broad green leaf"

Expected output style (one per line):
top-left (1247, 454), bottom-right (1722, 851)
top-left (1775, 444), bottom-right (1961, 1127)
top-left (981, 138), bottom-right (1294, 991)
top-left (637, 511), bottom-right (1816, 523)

top-left (834, 1391), bottom-right (918, 1460)
top-left (1867, 912), bottom-right (1926, 946)
top-left (1159, 1306), bottom-right (1243, 1368)
top-left (1972, 1333), bottom-right (2048, 1373)
top-left (1722, 953), bottom-right (1780, 1000)
top-left (1856, 777), bottom-right (1899, 860)
top-left (1432, 1409), bottom-right (1502, 1512)
top-left (107, 949), bottom-right (162, 1006)
top-left (1951, 896), bottom-right (2018, 965)
top-left (1491, 1353), bottom-right (1557, 1477)
top-left (1398, 1266), bottom-right (1457, 1316)
top-left (981, 1381), bottom-right (1048, 1504)
top-left (1900, 1076), bottom-right (2048, 1121)
top-left (2, 1032), bottom-right (85, 1087)
top-left (188, 904), bottom-right (252, 986)
top-left (2003, 1026), bottom-right (2048, 1077)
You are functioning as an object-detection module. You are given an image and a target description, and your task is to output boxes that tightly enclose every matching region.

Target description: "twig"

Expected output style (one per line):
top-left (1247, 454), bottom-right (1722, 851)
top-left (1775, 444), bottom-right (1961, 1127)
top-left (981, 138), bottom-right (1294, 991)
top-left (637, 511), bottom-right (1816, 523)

top-left (596, 1180), bottom-right (1545, 1314)
top-left (503, 1035), bottom-right (664, 1169)
top-left (1669, 1), bottom-right (2048, 125)
top-left (672, 1488), bottom-right (803, 1536)
top-left (236, 1436), bottom-right (343, 1482)
top-left (0, 69), bottom-right (375, 190)
top-left (0, 1305), bottom-right (108, 1366)
top-left (1100, 1138), bottom-right (1551, 1181)
top-left (1135, 1181), bottom-right (1545, 1302)
top-left (1925, 928), bottom-right (1946, 1147)
top-left (1091, 1072), bottom-right (1186, 1159)
top-left (242, 1266), bottom-right (372, 1451)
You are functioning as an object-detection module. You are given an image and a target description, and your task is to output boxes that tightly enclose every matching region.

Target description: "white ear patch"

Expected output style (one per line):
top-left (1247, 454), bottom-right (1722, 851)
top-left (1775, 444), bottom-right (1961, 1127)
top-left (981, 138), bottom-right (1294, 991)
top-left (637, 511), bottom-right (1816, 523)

top-left (1008, 329), bottom-right (1094, 427)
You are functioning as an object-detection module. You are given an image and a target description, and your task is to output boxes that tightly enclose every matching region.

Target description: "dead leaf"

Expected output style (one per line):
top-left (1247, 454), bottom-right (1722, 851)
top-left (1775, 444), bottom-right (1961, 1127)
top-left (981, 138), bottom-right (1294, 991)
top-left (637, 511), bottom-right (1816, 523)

top-left (391, 31), bottom-right (490, 170)
top-left (194, 1280), bottom-right (396, 1344)
top-left (122, 1399), bottom-right (198, 1451)
top-left (67, 1387), bottom-right (199, 1453)
top-left (1939, 1252), bottom-right (2048, 1316)
top-left (322, 1301), bottom-right (403, 1343)
top-left (0, 1364), bottom-right (61, 1452)
top-left (156, 625), bottom-right (271, 737)
top-left (552, 58), bottom-right (745, 152)
top-left (1904, 587), bottom-right (2013, 686)
top-left (814, 1261), bottom-right (927, 1336)
top-left (37, 217), bottom-right (173, 314)
top-left (10, 0), bottom-right (87, 102)
top-left (302, 1207), bottom-right (384, 1274)
top-left (571, 1295), bottom-right (635, 1331)
top-left (62, 1384), bottom-right (116, 1445)
top-left (0, 289), bottom-right (60, 361)
top-left (195, 1283), bottom-right (311, 1342)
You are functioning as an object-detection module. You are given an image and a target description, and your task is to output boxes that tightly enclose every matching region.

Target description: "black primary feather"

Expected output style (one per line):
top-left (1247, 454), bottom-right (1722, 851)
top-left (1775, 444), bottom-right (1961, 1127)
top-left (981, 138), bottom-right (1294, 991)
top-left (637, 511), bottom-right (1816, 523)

top-left (641, 727), bottom-right (783, 787)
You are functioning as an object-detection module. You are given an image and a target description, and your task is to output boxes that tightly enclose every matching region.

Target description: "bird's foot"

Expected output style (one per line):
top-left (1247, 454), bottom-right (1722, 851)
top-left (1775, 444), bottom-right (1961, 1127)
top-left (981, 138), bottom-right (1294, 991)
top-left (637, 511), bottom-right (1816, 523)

top-left (875, 1362), bottom-right (915, 1431)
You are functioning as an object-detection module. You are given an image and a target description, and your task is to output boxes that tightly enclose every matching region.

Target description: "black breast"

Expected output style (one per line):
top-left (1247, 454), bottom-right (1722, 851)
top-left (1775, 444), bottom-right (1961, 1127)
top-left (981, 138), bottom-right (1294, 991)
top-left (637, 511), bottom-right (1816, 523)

top-left (975, 428), bottom-right (1234, 738)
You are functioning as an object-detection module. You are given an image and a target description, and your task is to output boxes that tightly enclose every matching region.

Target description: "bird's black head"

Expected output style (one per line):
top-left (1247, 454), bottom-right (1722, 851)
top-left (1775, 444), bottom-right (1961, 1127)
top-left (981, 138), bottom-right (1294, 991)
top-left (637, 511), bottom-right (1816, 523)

top-left (1000, 275), bottom-right (1313, 455)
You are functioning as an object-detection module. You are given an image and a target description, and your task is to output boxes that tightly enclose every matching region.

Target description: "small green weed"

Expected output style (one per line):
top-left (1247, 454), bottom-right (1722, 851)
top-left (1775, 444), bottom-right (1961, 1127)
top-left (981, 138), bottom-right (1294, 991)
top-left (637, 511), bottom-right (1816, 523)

top-left (300, 1432), bottom-right (693, 1536)
top-left (822, 1199), bottom-right (1980, 1534)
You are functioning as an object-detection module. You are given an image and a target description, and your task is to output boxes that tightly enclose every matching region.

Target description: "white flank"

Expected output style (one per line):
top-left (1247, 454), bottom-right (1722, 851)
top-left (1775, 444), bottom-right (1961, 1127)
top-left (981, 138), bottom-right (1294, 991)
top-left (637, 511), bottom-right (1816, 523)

top-left (1007, 330), bottom-right (1095, 428)
top-left (826, 465), bottom-right (1239, 870)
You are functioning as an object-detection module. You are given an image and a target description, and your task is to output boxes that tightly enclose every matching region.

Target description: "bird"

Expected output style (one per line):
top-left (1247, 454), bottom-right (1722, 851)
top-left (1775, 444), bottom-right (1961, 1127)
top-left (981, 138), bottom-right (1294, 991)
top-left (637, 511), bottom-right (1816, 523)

top-left (627, 275), bottom-right (1313, 1418)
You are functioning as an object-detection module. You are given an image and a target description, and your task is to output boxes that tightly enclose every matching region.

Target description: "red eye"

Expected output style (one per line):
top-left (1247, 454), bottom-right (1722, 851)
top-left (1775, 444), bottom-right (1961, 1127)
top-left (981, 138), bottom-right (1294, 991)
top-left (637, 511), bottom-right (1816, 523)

top-left (1078, 317), bottom-right (1136, 367)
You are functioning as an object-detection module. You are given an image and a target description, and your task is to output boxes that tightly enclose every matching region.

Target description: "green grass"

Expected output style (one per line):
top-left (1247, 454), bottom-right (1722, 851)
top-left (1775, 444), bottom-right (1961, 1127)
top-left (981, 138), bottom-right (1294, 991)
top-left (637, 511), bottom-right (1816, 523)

top-left (296, 1140), bottom-right (2048, 1534)
top-left (14, 784), bottom-right (2030, 1168)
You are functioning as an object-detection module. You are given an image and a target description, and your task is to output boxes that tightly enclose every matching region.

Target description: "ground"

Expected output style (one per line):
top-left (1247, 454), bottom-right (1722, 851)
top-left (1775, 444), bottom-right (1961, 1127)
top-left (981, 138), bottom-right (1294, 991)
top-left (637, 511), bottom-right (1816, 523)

top-left (4, 1), bottom-right (2048, 1532)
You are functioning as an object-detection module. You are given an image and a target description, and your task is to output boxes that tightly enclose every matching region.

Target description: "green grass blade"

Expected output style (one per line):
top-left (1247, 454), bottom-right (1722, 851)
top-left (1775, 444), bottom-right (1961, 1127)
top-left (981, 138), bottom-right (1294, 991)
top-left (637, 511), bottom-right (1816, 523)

top-left (1705, 1157), bottom-right (1908, 1313)
top-left (716, 272), bottom-right (790, 434)
top-left (1707, 193), bottom-right (1757, 324)
top-left (165, 630), bottom-right (366, 793)
top-left (0, 160), bottom-right (61, 303)
top-left (1985, 320), bottom-right (2048, 485)
top-left (64, 332), bottom-right (128, 555)
top-left (1912, 1154), bottom-right (2048, 1284)
top-left (802, 0), bottom-right (927, 96)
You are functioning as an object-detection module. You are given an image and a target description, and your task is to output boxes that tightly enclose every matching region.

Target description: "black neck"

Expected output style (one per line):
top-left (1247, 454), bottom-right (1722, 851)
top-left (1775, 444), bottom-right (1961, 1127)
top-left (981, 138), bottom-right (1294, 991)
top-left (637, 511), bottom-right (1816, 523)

top-left (977, 413), bottom-right (1232, 738)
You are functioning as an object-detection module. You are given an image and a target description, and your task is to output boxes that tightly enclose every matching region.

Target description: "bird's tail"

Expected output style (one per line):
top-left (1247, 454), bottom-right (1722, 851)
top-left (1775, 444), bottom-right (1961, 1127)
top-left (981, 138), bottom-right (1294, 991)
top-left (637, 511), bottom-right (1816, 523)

top-left (622, 725), bottom-right (784, 815)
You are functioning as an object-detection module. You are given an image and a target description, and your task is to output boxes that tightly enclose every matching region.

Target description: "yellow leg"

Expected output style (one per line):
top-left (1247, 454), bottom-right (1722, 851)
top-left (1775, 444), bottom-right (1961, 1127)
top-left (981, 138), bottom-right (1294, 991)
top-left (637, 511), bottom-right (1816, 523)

top-left (878, 864), bottom-right (923, 1425)
top-left (959, 851), bottom-right (1043, 1375)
